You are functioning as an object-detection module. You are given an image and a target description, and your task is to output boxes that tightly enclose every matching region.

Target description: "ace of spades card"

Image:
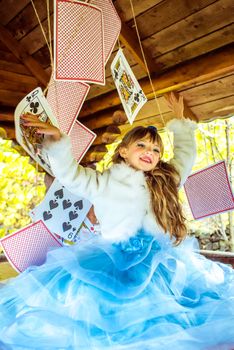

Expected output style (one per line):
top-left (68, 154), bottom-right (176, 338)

top-left (111, 49), bottom-right (147, 125)
top-left (30, 179), bottom-right (92, 242)
top-left (14, 87), bottom-right (59, 176)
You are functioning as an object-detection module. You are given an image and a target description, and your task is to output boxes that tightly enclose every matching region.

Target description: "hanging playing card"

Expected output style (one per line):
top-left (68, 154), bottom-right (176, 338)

top-left (54, 0), bottom-right (105, 84)
top-left (111, 49), bottom-right (147, 124)
top-left (69, 120), bottom-right (96, 162)
top-left (89, 0), bottom-right (121, 64)
top-left (46, 79), bottom-right (90, 134)
top-left (184, 161), bottom-right (234, 220)
top-left (0, 221), bottom-right (62, 273)
top-left (75, 217), bottom-right (100, 243)
top-left (30, 179), bottom-right (92, 242)
top-left (14, 87), bottom-right (59, 176)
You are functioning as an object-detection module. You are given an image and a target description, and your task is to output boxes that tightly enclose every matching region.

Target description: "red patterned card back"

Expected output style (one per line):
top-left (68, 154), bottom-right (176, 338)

top-left (90, 0), bottom-right (121, 63)
top-left (69, 121), bottom-right (96, 163)
top-left (47, 79), bottom-right (90, 134)
top-left (54, 0), bottom-right (105, 84)
top-left (184, 161), bottom-right (234, 220)
top-left (0, 221), bottom-right (62, 273)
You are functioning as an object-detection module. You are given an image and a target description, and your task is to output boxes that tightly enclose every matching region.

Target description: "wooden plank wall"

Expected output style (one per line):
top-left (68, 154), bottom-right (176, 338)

top-left (0, 0), bottom-right (233, 151)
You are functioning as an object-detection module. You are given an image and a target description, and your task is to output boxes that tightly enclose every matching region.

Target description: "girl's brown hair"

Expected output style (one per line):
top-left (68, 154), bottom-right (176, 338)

top-left (112, 126), bottom-right (187, 245)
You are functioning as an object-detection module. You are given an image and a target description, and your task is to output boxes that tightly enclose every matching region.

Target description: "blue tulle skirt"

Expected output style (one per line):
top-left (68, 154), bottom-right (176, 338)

top-left (0, 229), bottom-right (234, 350)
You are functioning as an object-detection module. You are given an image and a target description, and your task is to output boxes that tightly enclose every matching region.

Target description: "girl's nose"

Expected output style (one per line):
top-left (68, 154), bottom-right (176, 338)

top-left (145, 147), bottom-right (153, 154)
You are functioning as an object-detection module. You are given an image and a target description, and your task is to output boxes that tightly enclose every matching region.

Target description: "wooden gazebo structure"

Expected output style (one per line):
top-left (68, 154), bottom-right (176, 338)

top-left (0, 0), bottom-right (233, 165)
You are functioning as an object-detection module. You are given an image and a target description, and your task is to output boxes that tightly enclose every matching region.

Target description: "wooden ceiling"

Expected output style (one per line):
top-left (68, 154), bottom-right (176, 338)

top-left (0, 0), bottom-right (233, 164)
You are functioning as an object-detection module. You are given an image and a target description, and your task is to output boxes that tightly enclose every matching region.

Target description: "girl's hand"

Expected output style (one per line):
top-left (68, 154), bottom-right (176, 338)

top-left (20, 113), bottom-right (62, 141)
top-left (164, 92), bottom-right (184, 119)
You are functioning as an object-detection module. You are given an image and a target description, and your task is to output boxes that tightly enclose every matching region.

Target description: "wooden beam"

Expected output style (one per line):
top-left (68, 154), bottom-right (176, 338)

top-left (119, 21), bottom-right (156, 73)
top-left (92, 133), bottom-right (104, 146)
top-left (82, 151), bottom-right (106, 163)
top-left (79, 44), bottom-right (234, 118)
top-left (0, 123), bottom-right (15, 139)
top-left (102, 132), bottom-right (120, 144)
top-left (0, 60), bottom-right (31, 75)
top-left (0, 89), bottom-right (26, 107)
top-left (0, 70), bottom-right (38, 85)
top-left (0, 24), bottom-right (50, 86)
top-left (92, 125), bottom-right (121, 145)
top-left (0, 108), bottom-right (14, 122)
top-left (112, 110), bottom-right (128, 124)
top-left (0, 80), bottom-right (36, 93)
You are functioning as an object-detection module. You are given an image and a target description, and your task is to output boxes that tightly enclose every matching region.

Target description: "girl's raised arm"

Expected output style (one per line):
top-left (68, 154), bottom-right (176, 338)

top-left (164, 92), bottom-right (198, 186)
top-left (21, 114), bottom-right (106, 200)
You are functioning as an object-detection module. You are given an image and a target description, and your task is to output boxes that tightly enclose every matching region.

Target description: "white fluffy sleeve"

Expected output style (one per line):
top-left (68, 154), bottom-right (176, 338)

top-left (167, 118), bottom-right (198, 187)
top-left (42, 134), bottom-right (106, 201)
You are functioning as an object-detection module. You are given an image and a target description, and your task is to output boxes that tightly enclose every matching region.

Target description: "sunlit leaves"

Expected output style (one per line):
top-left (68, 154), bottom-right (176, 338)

top-left (0, 138), bottom-right (46, 239)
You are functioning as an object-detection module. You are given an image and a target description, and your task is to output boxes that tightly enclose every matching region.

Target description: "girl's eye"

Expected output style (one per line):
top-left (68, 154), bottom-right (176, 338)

top-left (153, 149), bottom-right (160, 153)
top-left (137, 143), bottom-right (145, 148)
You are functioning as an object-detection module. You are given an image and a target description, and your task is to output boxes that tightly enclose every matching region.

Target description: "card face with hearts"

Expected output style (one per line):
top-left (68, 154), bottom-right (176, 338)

top-left (89, 0), bottom-right (121, 64)
top-left (46, 79), bottom-right (90, 134)
top-left (0, 221), bottom-right (62, 273)
top-left (54, 0), bottom-right (105, 85)
top-left (111, 49), bottom-right (147, 125)
top-left (69, 121), bottom-right (96, 162)
top-left (14, 87), bottom-right (59, 176)
top-left (30, 179), bottom-right (92, 241)
top-left (184, 161), bottom-right (234, 220)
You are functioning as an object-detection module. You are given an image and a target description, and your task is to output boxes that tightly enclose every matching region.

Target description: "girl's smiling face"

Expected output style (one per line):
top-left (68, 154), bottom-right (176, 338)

top-left (119, 137), bottom-right (161, 171)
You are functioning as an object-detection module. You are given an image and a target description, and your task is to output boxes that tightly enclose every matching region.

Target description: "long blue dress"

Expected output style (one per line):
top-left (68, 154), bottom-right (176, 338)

top-left (0, 229), bottom-right (234, 350)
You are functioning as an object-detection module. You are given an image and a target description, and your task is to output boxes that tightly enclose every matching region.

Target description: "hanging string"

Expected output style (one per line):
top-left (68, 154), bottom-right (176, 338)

top-left (128, 0), bottom-right (173, 148)
top-left (30, 0), bottom-right (53, 63)
top-left (117, 37), bottom-right (122, 49)
top-left (31, 0), bottom-right (98, 100)
top-left (30, 0), bottom-right (53, 96)
top-left (46, 0), bottom-right (53, 70)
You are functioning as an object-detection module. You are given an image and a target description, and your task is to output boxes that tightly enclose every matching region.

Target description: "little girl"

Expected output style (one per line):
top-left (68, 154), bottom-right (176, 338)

top-left (0, 94), bottom-right (233, 350)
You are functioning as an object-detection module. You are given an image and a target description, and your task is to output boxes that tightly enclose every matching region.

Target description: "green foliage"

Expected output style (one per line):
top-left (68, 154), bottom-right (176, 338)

top-left (0, 138), bottom-right (46, 240)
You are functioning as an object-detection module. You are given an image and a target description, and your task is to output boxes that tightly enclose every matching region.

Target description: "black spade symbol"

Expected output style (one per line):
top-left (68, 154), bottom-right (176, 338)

top-left (62, 222), bottom-right (72, 232)
top-left (63, 199), bottom-right (72, 209)
top-left (74, 200), bottom-right (83, 210)
top-left (54, 189), bottom-right (64, 199)
top-left (43, 211), bottom-right (52, 221)
top-left (49, 200), bottom-right (58, 210)
top-left (69, 211), bottom-right (78, 221)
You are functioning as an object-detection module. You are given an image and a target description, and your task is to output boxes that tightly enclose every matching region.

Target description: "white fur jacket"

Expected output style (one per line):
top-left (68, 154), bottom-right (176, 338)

top-left (43, 118), bottom-right (197, 242)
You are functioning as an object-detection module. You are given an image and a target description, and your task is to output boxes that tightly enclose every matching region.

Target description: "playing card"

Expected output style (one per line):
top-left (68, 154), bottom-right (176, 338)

top-left (89, 0), bottom-right (121, 64)
top-left (68, 217), bottom-right (100, 244)
top-left (69, 121), bottom-right (96, 162)
top-left (184, 161), bottom-right (234, 220)
top-left (54, 0), bottom-right (105, 85)
top-left (111, 49), bottom-right (147, 124)
top-left (30, 179), bottom-right (92, 242)
top-left (0, 221), bottom-right (62, 273)
top-left (46, 79), bottom-right (90, 134)
top-left (14, 87), bottom-right (59, 176)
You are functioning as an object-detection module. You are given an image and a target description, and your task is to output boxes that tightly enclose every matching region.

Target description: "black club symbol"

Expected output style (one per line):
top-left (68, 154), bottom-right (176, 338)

top-left (134, 93), bottom-right (140, 102)
top-left (114, 69), bottom-right (118, 80)
top-left (30, 102), bottom-right (39, 114)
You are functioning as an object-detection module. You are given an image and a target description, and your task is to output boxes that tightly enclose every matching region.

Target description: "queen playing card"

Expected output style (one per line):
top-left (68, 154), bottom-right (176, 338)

top-left (14, 87), bottom-right (59, 176)
top-left (111, 49), bottom-right (147, 125)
